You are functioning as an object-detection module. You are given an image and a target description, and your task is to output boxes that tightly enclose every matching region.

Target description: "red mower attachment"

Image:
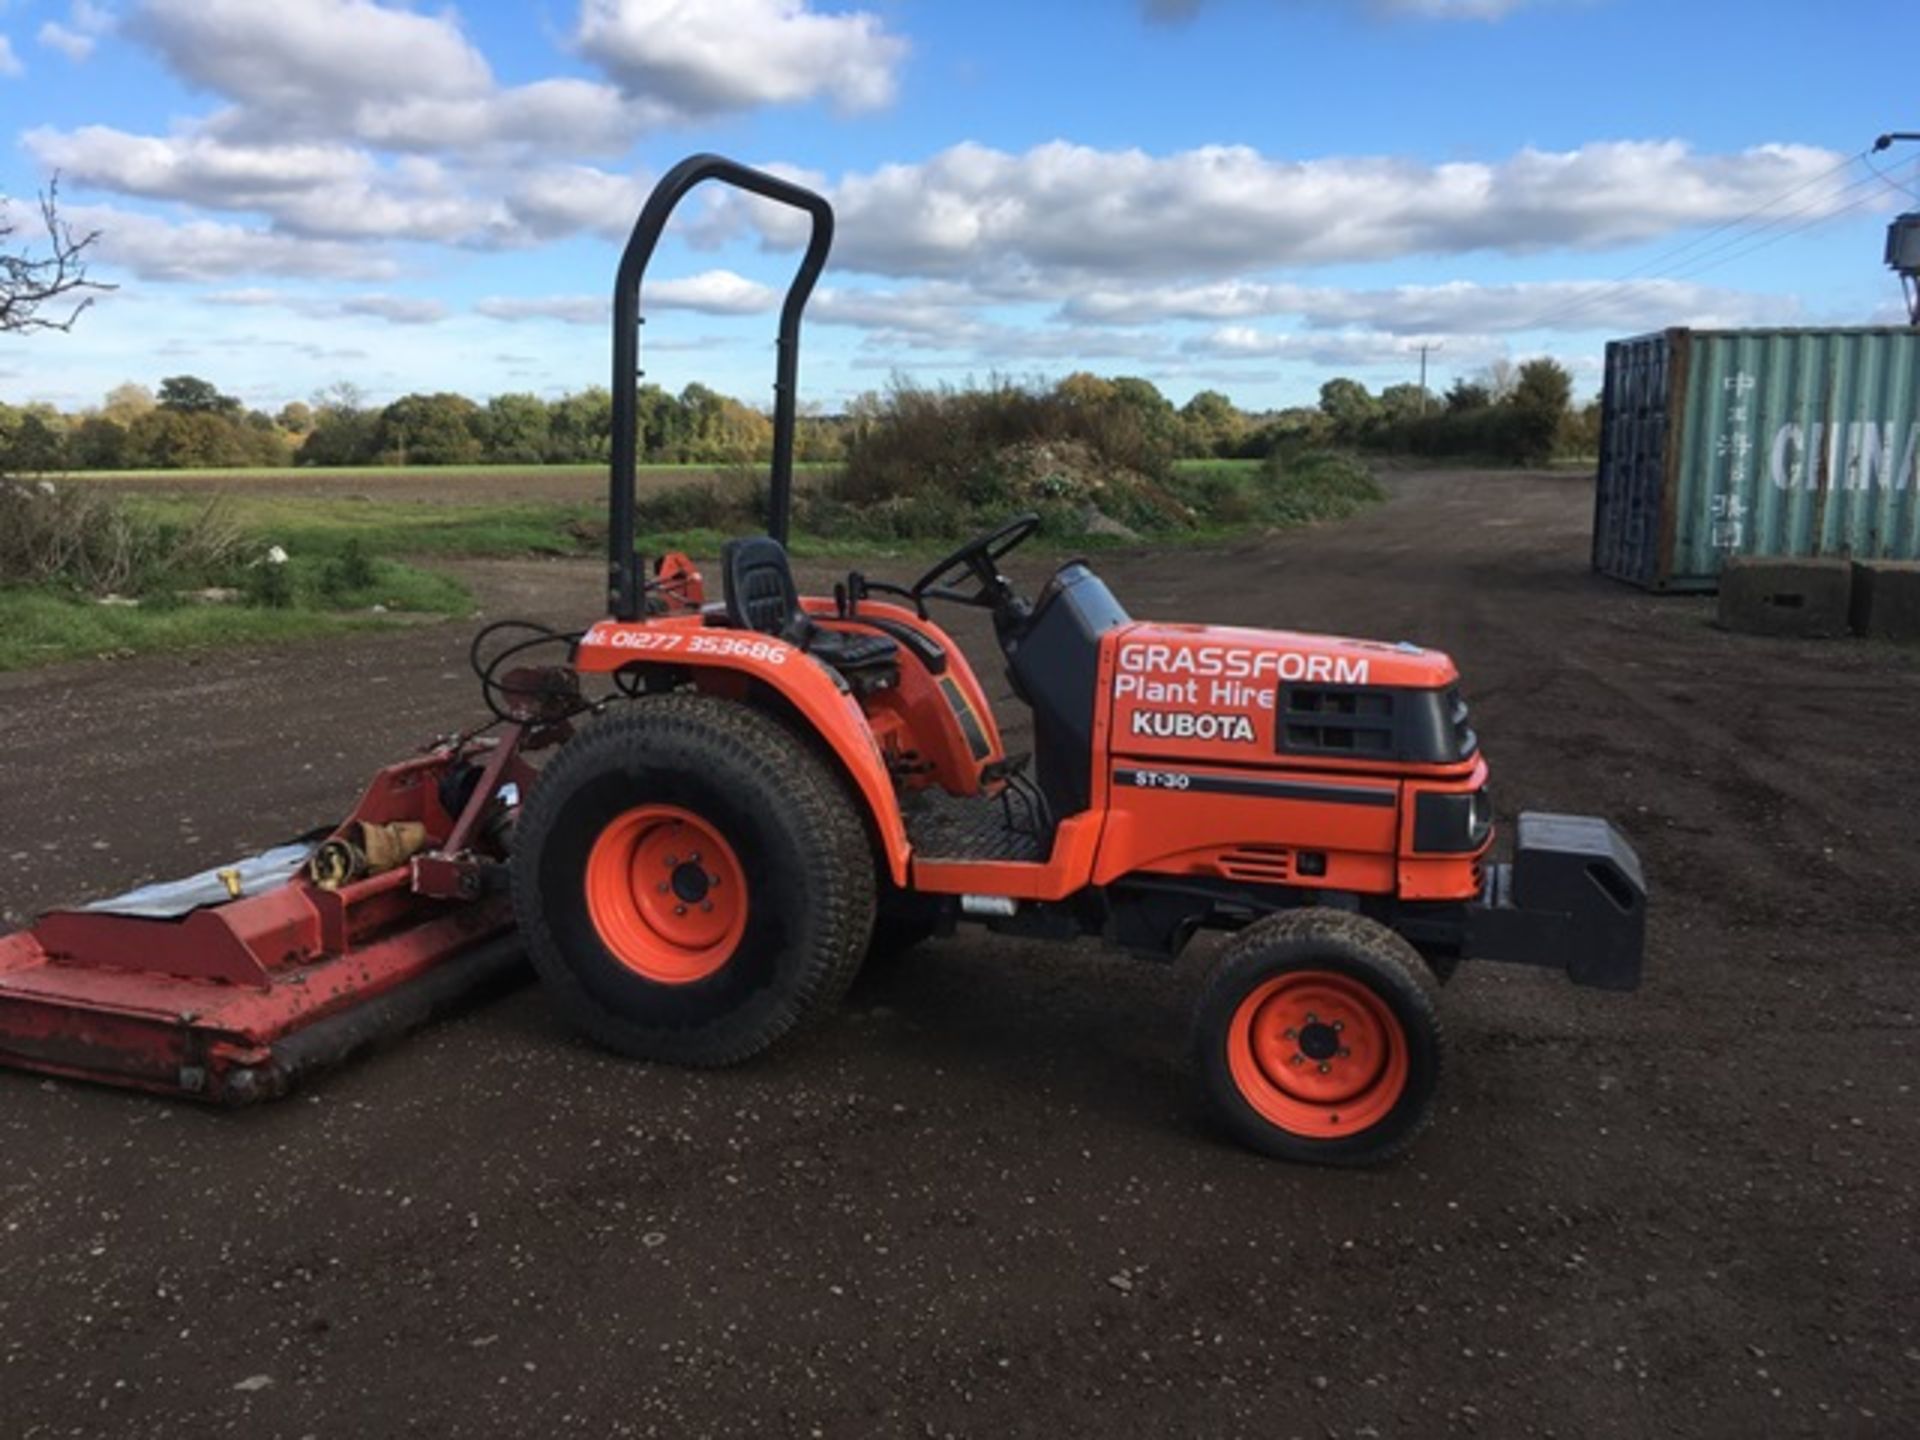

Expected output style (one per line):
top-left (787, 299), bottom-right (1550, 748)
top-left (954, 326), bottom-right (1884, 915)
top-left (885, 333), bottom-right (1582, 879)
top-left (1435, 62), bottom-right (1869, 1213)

top-left (0, 722), bottom-right (548, 1104)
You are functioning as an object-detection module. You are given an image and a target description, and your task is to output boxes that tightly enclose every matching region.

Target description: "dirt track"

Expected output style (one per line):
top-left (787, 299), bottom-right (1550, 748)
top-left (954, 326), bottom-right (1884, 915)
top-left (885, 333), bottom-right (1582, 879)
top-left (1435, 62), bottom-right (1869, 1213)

top-left (3, 469), bottom-right (1917, 1438)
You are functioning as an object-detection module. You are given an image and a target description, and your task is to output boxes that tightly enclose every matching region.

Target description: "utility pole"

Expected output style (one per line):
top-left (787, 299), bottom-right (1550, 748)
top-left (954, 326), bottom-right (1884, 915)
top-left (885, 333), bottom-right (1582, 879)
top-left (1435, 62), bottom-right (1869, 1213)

top-left (1415, 342), bottom-right (1442, 413)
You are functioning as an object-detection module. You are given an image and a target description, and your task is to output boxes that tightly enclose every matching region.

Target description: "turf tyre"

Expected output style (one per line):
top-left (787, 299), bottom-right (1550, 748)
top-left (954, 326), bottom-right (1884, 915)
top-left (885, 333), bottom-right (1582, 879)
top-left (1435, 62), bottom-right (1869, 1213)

top-left (1194, 909), bottom-right (1443, 1166)
top-left (510, 693), bottom-right (875, 1066)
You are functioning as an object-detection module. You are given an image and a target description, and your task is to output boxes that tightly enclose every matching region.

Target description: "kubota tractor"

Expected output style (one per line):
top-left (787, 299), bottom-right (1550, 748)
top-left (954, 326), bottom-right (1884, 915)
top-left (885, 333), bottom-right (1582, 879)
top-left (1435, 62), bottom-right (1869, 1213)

top-left (0, 157), bottom-right (1644, 1165)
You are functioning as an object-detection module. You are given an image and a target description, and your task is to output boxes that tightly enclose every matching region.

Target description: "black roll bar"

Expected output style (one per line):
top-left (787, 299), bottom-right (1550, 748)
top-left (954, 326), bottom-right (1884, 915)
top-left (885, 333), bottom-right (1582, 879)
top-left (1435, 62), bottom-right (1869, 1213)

top-left (608, 154), bottom-right (835, 620)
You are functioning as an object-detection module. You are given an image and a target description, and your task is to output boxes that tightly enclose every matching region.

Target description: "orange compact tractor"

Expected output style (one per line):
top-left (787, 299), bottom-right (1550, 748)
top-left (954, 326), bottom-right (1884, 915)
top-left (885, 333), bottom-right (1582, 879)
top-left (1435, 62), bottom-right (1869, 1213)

top-left (0, 158), bottom-right (1644, 1164)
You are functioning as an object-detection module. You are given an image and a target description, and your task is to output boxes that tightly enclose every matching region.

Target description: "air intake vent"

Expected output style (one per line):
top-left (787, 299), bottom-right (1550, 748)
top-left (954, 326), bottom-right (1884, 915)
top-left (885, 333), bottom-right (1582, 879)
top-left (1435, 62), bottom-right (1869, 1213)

top-left (1276, 682), bottom-right (1477, 763)
top-left (1215, 845), bottom-right (1293, 883)
top-left (1281, 686), bottom-right (1395, 755)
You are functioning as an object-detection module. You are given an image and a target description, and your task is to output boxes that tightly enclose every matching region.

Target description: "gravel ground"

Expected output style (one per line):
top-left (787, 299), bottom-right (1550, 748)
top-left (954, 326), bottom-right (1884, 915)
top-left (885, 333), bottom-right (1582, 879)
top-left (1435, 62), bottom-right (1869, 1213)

top-left (1, 468), bottom-right (1915, 1438)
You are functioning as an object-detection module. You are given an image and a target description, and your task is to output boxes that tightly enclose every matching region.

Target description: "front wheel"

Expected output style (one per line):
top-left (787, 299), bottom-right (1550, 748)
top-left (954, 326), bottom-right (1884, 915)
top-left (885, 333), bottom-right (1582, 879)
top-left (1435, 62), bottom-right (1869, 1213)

top-left (1193, 910), bottom-right (1444, 1166)
top-left (510, 693), bottom-right (875, 1067)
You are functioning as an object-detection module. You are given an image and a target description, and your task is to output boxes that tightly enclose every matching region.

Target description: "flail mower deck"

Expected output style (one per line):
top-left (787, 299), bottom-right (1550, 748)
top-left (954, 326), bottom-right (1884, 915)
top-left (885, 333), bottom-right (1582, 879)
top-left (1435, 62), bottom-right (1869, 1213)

top-left (0, 155), bottom-right (1646, 1164)
top-left (0, 711), bottom-right (550, 1102)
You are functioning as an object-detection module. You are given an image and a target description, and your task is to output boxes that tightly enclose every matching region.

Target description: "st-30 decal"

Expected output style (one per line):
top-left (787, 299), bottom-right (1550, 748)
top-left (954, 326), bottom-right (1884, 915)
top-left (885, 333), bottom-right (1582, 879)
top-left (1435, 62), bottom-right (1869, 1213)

top-left (1116, 767), bottom-right (1396, 807)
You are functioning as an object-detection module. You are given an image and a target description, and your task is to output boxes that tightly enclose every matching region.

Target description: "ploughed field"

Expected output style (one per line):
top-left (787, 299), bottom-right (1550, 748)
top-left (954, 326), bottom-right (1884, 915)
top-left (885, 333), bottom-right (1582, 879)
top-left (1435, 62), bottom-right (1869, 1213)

top-left (1, 469), bottom-right (1915, 1438)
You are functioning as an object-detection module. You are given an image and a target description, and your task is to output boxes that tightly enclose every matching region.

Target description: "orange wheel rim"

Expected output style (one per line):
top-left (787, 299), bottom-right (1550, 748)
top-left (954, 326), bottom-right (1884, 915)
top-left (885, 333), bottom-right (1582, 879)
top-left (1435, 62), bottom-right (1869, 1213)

top-left (584, 805), bottom-right (747, 985)
top-left (1226, 970), bottom-right (1408, 1139)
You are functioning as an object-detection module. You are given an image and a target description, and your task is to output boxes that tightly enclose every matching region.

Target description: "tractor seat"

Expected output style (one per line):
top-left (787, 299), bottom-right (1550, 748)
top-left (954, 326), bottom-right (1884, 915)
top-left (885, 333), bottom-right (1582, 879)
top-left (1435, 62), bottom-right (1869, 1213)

top-left (721, 536), bottom-right (899, 674)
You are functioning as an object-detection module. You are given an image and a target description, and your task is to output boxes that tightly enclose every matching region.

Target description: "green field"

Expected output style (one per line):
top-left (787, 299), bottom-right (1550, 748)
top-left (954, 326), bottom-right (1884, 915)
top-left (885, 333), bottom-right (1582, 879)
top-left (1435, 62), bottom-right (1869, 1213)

top-left (5, 456), bottom-right (1347, 672)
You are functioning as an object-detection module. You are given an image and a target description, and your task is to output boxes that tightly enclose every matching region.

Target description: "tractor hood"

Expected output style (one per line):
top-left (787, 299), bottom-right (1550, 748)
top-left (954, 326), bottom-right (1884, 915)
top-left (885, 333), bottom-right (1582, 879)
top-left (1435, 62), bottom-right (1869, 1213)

top-left (1107, 622), bottom-right (1473, 769)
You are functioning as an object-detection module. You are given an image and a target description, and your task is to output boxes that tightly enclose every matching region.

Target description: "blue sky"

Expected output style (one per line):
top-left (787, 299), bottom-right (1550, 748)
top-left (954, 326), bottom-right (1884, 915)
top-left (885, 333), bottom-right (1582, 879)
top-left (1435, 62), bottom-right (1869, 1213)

top-left (0, 0), bottom-right (1912, 415)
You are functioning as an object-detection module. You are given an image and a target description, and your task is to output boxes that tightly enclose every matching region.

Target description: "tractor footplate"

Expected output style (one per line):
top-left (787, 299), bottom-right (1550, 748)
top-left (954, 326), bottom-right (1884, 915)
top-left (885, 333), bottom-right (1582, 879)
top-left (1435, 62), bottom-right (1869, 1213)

top-left (901, 787), bottom-right (1051, 863)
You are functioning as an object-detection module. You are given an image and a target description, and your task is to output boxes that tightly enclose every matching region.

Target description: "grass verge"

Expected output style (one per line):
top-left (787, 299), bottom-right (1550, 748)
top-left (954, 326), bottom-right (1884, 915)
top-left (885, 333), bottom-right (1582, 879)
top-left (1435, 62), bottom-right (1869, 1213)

top-left (0, 591), bottom-right (402, 672)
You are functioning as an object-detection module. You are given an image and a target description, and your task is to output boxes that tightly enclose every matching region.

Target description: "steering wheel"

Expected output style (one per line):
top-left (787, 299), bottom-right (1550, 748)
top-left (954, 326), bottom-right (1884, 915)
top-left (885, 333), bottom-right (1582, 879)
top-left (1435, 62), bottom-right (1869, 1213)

top-left (909, 512), bottom-right (1041, 611)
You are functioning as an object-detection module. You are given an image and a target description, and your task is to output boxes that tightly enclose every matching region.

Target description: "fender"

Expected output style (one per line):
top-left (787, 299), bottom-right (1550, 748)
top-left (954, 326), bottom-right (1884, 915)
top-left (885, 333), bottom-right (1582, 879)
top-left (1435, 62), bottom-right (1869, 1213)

top-left (575, 618), bottom-right (911, 884)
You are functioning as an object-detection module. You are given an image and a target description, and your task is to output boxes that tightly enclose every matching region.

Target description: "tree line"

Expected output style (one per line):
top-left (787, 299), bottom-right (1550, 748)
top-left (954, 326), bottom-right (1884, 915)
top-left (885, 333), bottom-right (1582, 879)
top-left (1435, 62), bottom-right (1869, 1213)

top-left (0, 376), bottom-right (823, 472)
top-left (0, 360), bottom-right (1596, 474)
top-left (1310, 357), bottom-right (1601, 463)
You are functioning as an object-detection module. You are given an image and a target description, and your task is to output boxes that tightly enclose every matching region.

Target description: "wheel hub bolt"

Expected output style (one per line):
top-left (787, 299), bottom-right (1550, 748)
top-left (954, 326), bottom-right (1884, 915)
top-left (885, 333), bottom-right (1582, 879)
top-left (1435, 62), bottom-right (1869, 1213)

top-left (1338, 1048), bottom-right (1350, 1059)
top-left (1283, 1027), bottom-right (1298, 1040)
top-left (657, 883), bottom-right (669, 894)
top-left (673, 904), bottom-right (687, 916)
top-left (688, 852), bottom-right (701, 864)
top-left (1318, 1062), bottom-right (1331, 1074)
top-left (701, 901), bottom-right (713, 913)
top-left (664, 855), bottom-right (679, 868)
top-left (1332, 1020), bottom-right (1344, 1033)
top-left (1289, 1054), bottom-right (1304, 1067)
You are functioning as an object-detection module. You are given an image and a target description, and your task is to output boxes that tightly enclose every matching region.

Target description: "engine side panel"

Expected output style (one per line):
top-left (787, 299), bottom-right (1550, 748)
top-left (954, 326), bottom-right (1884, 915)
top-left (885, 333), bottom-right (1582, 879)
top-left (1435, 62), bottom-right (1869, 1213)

top-left (1094, 625), bottom-right (1489, 901)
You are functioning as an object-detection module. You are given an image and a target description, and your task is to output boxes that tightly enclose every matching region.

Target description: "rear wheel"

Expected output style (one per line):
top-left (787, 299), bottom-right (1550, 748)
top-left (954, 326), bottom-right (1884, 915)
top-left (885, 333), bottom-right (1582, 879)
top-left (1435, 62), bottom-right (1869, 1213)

top-left (511, 693), bottom-right (875, 1066)
top-left (1194, 910), bottom-right (1443, 1166)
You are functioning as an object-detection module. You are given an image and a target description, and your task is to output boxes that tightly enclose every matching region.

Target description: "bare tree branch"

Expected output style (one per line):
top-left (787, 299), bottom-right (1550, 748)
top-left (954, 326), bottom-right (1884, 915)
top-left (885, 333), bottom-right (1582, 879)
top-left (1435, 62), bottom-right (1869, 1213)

top-left (1, 178), bottom-right (114, 335)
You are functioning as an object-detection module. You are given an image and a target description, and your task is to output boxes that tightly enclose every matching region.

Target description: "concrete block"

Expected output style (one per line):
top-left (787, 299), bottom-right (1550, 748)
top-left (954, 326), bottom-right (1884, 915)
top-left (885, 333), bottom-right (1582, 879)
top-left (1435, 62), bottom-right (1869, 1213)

top-left (1717, 557), bottom-right (1852, 638)
top-left (1850, 559), bottom-right (1920, 641)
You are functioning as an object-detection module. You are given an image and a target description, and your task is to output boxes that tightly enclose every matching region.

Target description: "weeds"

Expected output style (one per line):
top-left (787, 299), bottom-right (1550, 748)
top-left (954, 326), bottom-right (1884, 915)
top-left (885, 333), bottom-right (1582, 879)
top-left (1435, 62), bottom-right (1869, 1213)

top-left (0, 479), bottom-right (243, 594)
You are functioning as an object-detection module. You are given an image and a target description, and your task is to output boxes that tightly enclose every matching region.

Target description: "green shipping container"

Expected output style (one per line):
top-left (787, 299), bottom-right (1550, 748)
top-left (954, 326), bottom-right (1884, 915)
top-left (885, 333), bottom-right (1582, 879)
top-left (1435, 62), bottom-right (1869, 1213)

top-left (1593, 327), bottom-right (1920, 590)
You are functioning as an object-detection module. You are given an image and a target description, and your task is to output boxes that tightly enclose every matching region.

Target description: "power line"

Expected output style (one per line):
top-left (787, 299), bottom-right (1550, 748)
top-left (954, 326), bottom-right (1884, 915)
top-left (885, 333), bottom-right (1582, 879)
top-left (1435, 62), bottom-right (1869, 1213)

top-left (1521, 155), bottom-right (1881, 333)
top-left (1582, 147), bottom-right (1868, 286)
top-left (1864, 149), bottom-right (1920, 202)
top-left (1659, 166), bottom-right (1890, 280)
top-left (1664, 178), bottom-right (1897, 283)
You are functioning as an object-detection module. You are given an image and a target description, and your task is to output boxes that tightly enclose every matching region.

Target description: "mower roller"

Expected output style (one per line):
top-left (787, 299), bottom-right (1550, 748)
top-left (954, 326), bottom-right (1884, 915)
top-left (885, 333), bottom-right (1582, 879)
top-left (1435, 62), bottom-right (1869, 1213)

top-left (0, 156), bottom-right (1647, 1163)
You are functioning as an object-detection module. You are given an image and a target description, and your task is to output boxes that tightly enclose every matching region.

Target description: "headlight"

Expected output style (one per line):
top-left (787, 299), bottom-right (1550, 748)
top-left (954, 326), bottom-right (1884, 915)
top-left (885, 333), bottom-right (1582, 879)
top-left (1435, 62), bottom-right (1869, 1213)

top-left (1413, 787), bottom-right (1492, 853)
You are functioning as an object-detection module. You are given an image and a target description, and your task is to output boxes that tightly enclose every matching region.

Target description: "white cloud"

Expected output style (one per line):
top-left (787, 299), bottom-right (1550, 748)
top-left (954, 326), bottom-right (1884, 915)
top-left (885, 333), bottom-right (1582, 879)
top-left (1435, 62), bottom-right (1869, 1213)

top-left (37, 23), bottom-right (93, 61)
top-left (127, 0), bottom-right (643, 156)
top-left (59, 203), bottom-right (401, 282)
top-left (812, 282), bottom-right (982, 336)
top-left (315, 78), bottom-right (645, 157)
top-left (475, 270), bottom-right (777, 325)
top-left (576, 0), bottom-right (906, 116)
top-left (505, 166), bottom-right (650, 241)
top-left (203, 288), bottom-right (285, 307)
top-left (1062, 277), bottom-right (1799, 333)
top-left (1182, 325), bottom-right (1504, 369)
top-left (0, 35), bottom-right (23, 77)
top-left (727, 140), bottom-right (1858, 284)
top-left (26, 126), bottom-right (372, 208)
top-left (25, 126), bottom-right (520, 245)
top-left (649, 270), bottom-right (778, 315)
top-left (337, 294), bottom-right (447, 325)
top-left (38, 1), bottom-right (111, 61)
top-left (124, 0), bottom-right (903, 158)
top-left (203, 288), bottom-right (447, 324)
top-left (132, 0), bottom-right (490, 120)
top-left (476, 295), bottom-right (608, 326)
